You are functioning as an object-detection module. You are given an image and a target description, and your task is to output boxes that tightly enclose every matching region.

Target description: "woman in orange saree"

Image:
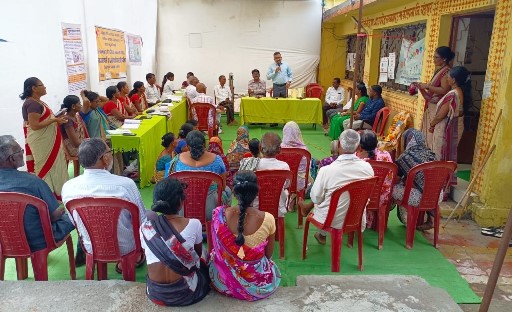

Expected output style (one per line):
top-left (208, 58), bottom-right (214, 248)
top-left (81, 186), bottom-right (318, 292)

top-left (21, 77), bottom-right (69, 200)
top-left (416, 46), bottom-right (454, 149)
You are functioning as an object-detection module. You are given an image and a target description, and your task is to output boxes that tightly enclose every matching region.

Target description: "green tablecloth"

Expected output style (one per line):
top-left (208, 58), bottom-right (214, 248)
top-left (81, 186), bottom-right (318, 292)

top-left (110, 116), bottom-right (167, 188)
top-left (165, 98), bottom-right (188, 135)
top-left (239, 97), bottom-right (322, 125)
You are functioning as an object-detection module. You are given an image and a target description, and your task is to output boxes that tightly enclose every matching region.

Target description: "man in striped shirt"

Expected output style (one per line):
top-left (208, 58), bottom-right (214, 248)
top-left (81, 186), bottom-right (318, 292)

top-left (192, 83), bottom-right (224, 134)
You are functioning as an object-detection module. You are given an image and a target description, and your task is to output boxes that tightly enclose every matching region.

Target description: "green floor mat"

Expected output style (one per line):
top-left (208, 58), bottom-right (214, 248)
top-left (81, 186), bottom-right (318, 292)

top-left (457, 170), bottom-right (471, 182)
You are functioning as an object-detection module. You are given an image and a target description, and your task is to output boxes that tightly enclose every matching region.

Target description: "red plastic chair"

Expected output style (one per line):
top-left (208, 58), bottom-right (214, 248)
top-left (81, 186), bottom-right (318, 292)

top-left (302, 177), bottom-right (378, 272)
top-left (366, 160), bottom-right (398, 250)
top-left (0, 192), bottom-right (76, 281)
top-left (255, 170), bottom-right (293, 259)
top-left (361, 107), bottom-right (391, 135)
top-left (169, 171), bottom-right (223, 253)
top-left (305, 83), bottom-right (321, 95)
top-left (276, 148), bottom-right (312, 228)
top-left (393, 161), bottom-right (457, 249)
top-left (307, 86), bottom-right (324, 98)
top-left (65, 197), bottom-right (142, 281)
top-left (189, 102), bottom-right (218, 138)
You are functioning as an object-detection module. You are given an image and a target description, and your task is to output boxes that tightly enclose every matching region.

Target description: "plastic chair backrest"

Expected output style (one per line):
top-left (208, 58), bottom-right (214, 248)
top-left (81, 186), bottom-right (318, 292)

top-left (65, 197), bottom-right (141, 261)
top-left (276, 148), bottom-right (311, 193)
top-left (323, 177), bottom-right (378, 232)
top-left (255, 170), bottom-right (293, 218)
top-left (372, 107), bottom-right (391, 136)
top-left (366, 161), bottom-right (398, 211)
top-left (402, 161), bottom-right (457, 210)
top-left (190, 103), bottom-right (217, 135)
top-left (169, 171), bottom-right (223, 224)
top-left (307, 86), bottom-right (323, 99)
top-left (0, 192), bottom-right (57, 257)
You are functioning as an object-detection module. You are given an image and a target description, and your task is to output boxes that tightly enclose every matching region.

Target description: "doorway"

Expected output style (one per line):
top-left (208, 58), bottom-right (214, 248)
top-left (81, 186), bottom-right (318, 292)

top-left (450, 12), bottom-right (495, 180)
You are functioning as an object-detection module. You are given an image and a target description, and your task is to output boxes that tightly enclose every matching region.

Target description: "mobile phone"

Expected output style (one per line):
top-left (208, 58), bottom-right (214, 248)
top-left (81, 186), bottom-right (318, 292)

top-left (54, 108), bottom-right (67, 117)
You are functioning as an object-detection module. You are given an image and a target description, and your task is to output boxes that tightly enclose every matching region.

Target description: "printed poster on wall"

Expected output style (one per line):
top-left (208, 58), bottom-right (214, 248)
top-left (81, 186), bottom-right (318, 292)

top-left (346, 53), bottom-right (356, 71)
top-left (395, 38), bottom-right (425, 85)
top-left (388, 52), bottom-right (396, 80)
top-left (95, 26), bottom-right (127, 81)
top-left (61, 23), bottom-right (87, 93)
top-left (126, 33), bottom-right (142, 65)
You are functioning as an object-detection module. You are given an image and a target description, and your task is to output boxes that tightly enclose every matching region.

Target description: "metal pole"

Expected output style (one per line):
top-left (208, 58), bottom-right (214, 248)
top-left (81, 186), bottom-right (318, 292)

top-left (479, 207), bottom-right (512, 312)
top-left (349, 0), bottom-right (364, 128)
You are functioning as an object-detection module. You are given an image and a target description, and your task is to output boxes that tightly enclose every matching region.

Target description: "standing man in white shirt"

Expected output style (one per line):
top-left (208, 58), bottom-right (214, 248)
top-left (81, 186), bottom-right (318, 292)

top-left (213, 75), bottom-right (236, 126)
top-left (145, 73), bottom-right (160, 106)
top-left (266, 52), bottom-right (292, 98)
top-left (62, 138), bottom-right (147, 268)
top-left (185, 76), bottom-right (200, 100)
top-left (298, 129), bottom-right (374, 245)
top-left (323, 78), bottom-right (345, 130)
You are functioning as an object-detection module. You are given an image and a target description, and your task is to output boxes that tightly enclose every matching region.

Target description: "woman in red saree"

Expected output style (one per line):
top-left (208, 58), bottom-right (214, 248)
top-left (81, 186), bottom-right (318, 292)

top-left (429, 66), bottom-right (471, 191)
top-left (21, 77), bottom-right (69, 200)
top-left (129, 81), bottom-right (148, 112)
top-left (416, 46), bottom-right (454, 149)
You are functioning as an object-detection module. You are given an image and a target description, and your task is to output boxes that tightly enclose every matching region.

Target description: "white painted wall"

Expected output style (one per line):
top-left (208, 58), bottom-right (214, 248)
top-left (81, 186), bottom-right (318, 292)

top-left (156, 0), bottom-right (322, 95)
top-left (0, 0), bottom-right (157, 154)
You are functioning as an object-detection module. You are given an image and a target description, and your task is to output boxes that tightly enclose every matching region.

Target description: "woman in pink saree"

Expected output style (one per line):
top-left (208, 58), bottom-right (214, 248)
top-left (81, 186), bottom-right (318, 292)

top-left (416, 46), bottom-right (454, 149)
top-left (209, 171), bottom-right (281, 301)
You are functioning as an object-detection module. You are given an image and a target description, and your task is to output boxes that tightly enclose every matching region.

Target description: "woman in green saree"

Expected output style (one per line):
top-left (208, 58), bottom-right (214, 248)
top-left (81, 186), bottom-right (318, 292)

top-left (328, 83), bottom-right (369, 140)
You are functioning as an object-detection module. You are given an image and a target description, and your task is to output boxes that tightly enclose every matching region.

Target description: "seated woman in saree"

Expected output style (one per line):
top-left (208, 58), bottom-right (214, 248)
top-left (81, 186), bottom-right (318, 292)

top-left (208, 136), bottom-right (233, 188)
top-left (169, 130), bottom-right (232, 220)
top-left (21, 77), bottom-right (69, 199)
top-left (140, 178), bottom-right (210, 307)
top-left (102, 86), bottom-right (132, 129)
top-left (60, 95), bottom-right (88, 157)
top-left (318, 140), bottom-right (340, 169)
top-left (226, 126), bottom-right (250, 176)
top-left (153, 132), bottom-right (177, 183)
top-left (80, 90), bottom-right (109, 139)
top-left (209, 171), bottom-right (281, 301)
top-left (174, 123), bottom-right (194, 154)
top-left (117, 81), bottom-right (139, 117)
top-left (129, 81), bottom-right (148, 112)
top-left (357, 130), bottom-right (393, 229)
top-left (392, 129), bottom-right (438, 230)
top-left (328, 82), bottom-right (369, 140)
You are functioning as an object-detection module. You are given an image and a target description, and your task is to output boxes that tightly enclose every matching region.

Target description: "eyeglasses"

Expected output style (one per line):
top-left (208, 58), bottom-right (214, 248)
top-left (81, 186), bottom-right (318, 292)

top-left (102, 149), bottom-right (112, 157)
top-left (8, 148), bottom-right (24, 159)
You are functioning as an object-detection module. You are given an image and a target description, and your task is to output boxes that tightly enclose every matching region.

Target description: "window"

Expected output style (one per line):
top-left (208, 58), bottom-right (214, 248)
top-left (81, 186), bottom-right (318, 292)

top-left (345, 35), bottom-right (366, 82)
top-left (379, 23), bottom-right (426, 91)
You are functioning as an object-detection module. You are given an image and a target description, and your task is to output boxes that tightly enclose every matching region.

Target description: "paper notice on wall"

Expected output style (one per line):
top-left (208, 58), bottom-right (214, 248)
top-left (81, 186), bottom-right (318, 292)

top-left (346, 53), bottom-right (356, 71)
top-left (95, 26), bottom-right (127, 81)
top-left (482, 80), bottom-right (492, 99)
top-left (378, 57), bottom-right (389, 82)
top-left (395, 38), bottom-right (425, 85)
top-left (61, 23), bottom-right (87, 94)
top-left (378, 72), bottom-right (389, 83)
top-left (388, 52), bottom-right (396, 79)
top-left (126, 33), bottom-right (142, 65)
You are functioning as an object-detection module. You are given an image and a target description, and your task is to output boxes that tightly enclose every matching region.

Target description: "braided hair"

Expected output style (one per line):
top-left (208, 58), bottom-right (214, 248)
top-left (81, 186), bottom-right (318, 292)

top-left (360, 130), bottom-right (378, 160)
top-left (232, 171), bottom-right (259, 246)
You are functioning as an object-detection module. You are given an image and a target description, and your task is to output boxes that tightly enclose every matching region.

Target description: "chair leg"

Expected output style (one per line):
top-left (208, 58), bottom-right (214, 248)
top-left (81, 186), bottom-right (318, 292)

top-left (358, 230), bottom-right (363, 271)
top-left (278, 217), bottom-right (285, 260)
top-left (378, 208), bottom-right (386, 250)
top-left (331, 231), bottom-right (343, 272)
top-left (73, 160), bottom-right (80, 177)
top-left (30, 251), bottom-right (49, 281)
top-left (85, 254), bottom-right (95, 280)
top-left (0, 256), bottom-right (5, 280)
top-left (121, 257), bottom-right (136, 282)
top-left (433, 208), bottom-right (440, 248)
top-left (297, 190), bottom-right (304, 229)
top-left (302, 220), bottom-right (310, 260)
top-left (274, 219), bottom-right (279, 242)
top-left (15, 258), bottom-right (28, 280)
top-left (65, 236), bottom-right (76, 280)
top-left (97, 262), bottom-right (108, 281)
top-left (347, 232), bottom-right (354, 248)
top-left (406, 207), bottom-right (419, 249)
top-left (206, 221), bottom-right (213, 258)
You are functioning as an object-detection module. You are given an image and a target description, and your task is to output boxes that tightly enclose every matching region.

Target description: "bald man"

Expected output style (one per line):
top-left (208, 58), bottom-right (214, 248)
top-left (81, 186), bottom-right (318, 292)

top-left (185, 76), bottom-right (199, 99)
top-left (191, 83), bottom-right (224, 134)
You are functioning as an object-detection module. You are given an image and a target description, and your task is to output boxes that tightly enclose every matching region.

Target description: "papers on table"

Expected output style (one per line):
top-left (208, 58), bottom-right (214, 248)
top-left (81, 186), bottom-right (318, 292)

top-left (169, 95), bottom-right (183, 102)
top-left (121, 119), bottom-right (141, 129)
top-left (124, 119), bottom-right (141, 124)
top-left (106, 129), bottom-right (133, 135)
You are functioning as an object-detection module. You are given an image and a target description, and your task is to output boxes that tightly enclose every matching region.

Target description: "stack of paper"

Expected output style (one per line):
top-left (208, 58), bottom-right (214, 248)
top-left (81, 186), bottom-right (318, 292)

top-left (106, 129), bottom-right (133, 135)
top-left (121, 119), bottom-right (141, 129)
top-left (169, 95), bottom-right (183, 102)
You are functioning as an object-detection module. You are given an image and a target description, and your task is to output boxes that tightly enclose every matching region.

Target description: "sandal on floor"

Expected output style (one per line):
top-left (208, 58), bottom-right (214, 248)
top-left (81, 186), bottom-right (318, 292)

top-left (115, 254), bottom-right (146, 274)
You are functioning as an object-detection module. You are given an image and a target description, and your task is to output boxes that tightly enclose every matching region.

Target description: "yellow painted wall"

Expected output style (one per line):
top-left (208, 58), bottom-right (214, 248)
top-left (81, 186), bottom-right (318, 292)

top-left (321, 0), bottom-right (512, 225)
top-left (318, 23), bottom-right (347, 88)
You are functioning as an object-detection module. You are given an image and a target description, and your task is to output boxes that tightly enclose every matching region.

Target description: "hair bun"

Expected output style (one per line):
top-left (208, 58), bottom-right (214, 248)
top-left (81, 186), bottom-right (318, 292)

top-left (151, 200), bottom-right (171, 213)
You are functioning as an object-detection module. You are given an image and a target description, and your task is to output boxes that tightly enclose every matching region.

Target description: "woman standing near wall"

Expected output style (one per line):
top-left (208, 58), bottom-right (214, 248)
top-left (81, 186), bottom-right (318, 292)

top-left (416, 46), bottom-right (454, 149)
top-left (20, 77), bottom-right (69, 200)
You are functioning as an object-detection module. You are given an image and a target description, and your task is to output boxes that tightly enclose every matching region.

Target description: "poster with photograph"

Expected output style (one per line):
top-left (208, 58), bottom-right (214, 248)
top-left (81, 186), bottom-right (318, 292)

top-left (61, 23), bottom-right (87, 93)
top-left (95, 26), bottom-right (127, 81)
top-left (127, 33), bottom-right (142, 65)
top-left (395, 38), bottom-right (425, 85)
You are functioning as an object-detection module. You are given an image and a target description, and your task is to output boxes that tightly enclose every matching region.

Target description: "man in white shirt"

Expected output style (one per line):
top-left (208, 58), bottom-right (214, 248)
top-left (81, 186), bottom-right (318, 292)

top-left (145, 73), bottom-right (161, 106)
top-left (253, 132), bottom-right (291, 217)
top-left (62, 138), bottom-right (147, 260)
top-left (191, 83), bottom-right (223, 134)
top-left (323, 77), bottom-right (345, 129)
top-left (213, 75), bottom-right (236, 125)
top-left (298, 129), bottom-right (374, 245)
top-left (185, 76), bottom-right (199, 100)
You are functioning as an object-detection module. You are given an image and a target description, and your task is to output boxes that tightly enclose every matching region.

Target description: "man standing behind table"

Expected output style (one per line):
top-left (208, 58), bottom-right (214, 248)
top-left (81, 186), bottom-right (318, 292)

top-left (266, 52), bottom-right (292, 98)
top-left (323, 78), bottom-right (345, 131)
top-left (213, 75), bottom-right (236, 126)
top-left (248, 69), bottom-right (267, 98)
top-left (145, 73), bottom-right (160, 107)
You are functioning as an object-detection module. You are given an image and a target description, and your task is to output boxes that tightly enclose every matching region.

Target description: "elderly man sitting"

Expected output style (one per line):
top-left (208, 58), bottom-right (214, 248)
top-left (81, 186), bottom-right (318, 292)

top-left (185, 76), bottom-right (199, 100)
top-left (250, 132), bottom-right (290, 216)
top-left (0, 135), bottom-right (75, 252)
top-left (192, 82), bottom-right (225, 134)
top-left (62, 138), bottom-right (147, 271)
top-left (298, 129), bottom-right (374, 245)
